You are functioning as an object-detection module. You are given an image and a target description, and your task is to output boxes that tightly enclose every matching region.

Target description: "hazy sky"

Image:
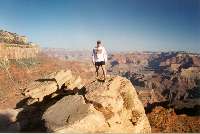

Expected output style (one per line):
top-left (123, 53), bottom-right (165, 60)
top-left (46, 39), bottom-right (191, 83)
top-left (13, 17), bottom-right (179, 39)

top-left (0, 0), bottom-right (199, 52)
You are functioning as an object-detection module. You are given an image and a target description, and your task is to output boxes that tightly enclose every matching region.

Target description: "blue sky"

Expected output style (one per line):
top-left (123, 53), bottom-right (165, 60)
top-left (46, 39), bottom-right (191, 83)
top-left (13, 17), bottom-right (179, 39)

top-left (0, 0), bottom-right (199, 52)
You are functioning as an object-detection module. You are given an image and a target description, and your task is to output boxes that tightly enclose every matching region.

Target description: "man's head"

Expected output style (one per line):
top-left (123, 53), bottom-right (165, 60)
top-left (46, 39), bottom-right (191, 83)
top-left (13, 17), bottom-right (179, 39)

top-left (97, 40), bottom-right (101, 47)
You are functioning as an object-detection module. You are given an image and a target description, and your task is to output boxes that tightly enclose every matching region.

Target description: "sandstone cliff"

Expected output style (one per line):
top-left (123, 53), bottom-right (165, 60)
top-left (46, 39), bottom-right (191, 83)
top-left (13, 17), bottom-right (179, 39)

top-left (0, 30), bottom-right (39, 59)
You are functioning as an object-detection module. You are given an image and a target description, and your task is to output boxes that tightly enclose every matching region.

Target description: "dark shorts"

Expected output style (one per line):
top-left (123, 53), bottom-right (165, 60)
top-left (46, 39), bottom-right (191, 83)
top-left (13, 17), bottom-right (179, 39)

top-left (95, 61), bottom-right (105, 66)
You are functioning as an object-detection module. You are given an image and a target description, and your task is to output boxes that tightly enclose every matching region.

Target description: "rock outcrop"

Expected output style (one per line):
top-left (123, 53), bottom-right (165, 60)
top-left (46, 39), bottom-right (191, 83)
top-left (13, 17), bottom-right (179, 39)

top-left (24, 70), bottom-right (83, 104)
top-left (0, 29), bottom-right (39, 59)
top-left (147, 106), bottom-right (200, 132)
top-left (0, 30), bottom-right (28, 45)
top-left (42, 76), bottom-right (151, 133)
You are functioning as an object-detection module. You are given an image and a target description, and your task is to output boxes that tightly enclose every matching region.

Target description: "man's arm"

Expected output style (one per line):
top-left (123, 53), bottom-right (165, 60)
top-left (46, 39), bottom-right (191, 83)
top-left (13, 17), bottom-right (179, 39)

top-left (103, 47), bottom-right (108, 63)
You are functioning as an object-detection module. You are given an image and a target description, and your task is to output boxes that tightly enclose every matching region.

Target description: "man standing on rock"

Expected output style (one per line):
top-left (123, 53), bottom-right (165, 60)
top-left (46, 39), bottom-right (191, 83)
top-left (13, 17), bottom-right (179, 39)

top-left (92, 40), bottom-right (107, 82)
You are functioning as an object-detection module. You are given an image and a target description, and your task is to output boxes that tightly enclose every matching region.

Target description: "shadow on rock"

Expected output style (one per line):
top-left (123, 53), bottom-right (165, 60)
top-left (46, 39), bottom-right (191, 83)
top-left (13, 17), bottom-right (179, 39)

top-left (15, 87), bottom-right (82, 132)
top-left (145, 101), bottom-right (170, 114)
top-left (0, 111), bottom-right (20, 132)
top-left (145, 100), bottom-right (200, 116)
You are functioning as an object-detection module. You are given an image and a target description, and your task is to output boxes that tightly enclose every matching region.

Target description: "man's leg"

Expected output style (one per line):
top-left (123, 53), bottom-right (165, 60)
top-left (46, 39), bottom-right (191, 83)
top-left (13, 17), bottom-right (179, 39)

top-left (95, 65), bottom-right (100, 78)
top-left (101, 65), bottom-right (107, 80)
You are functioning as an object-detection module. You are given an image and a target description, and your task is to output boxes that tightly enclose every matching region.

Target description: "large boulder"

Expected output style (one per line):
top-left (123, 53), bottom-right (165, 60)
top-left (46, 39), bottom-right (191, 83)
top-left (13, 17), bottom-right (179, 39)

top-left (42, 95), bottom-right (105, 133)
top-left (42, 76), bottom-right (151, 133)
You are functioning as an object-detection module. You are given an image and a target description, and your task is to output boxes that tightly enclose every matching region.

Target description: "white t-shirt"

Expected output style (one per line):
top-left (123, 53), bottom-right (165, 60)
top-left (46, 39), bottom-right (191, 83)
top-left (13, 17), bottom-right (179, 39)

top-left (92, 45), bottom-right (107, 63)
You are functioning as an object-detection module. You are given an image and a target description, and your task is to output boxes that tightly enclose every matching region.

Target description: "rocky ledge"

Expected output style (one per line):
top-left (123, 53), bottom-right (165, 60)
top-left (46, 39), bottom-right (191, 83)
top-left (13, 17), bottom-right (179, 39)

top-left (42, 76), bottom-right (151, 133)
